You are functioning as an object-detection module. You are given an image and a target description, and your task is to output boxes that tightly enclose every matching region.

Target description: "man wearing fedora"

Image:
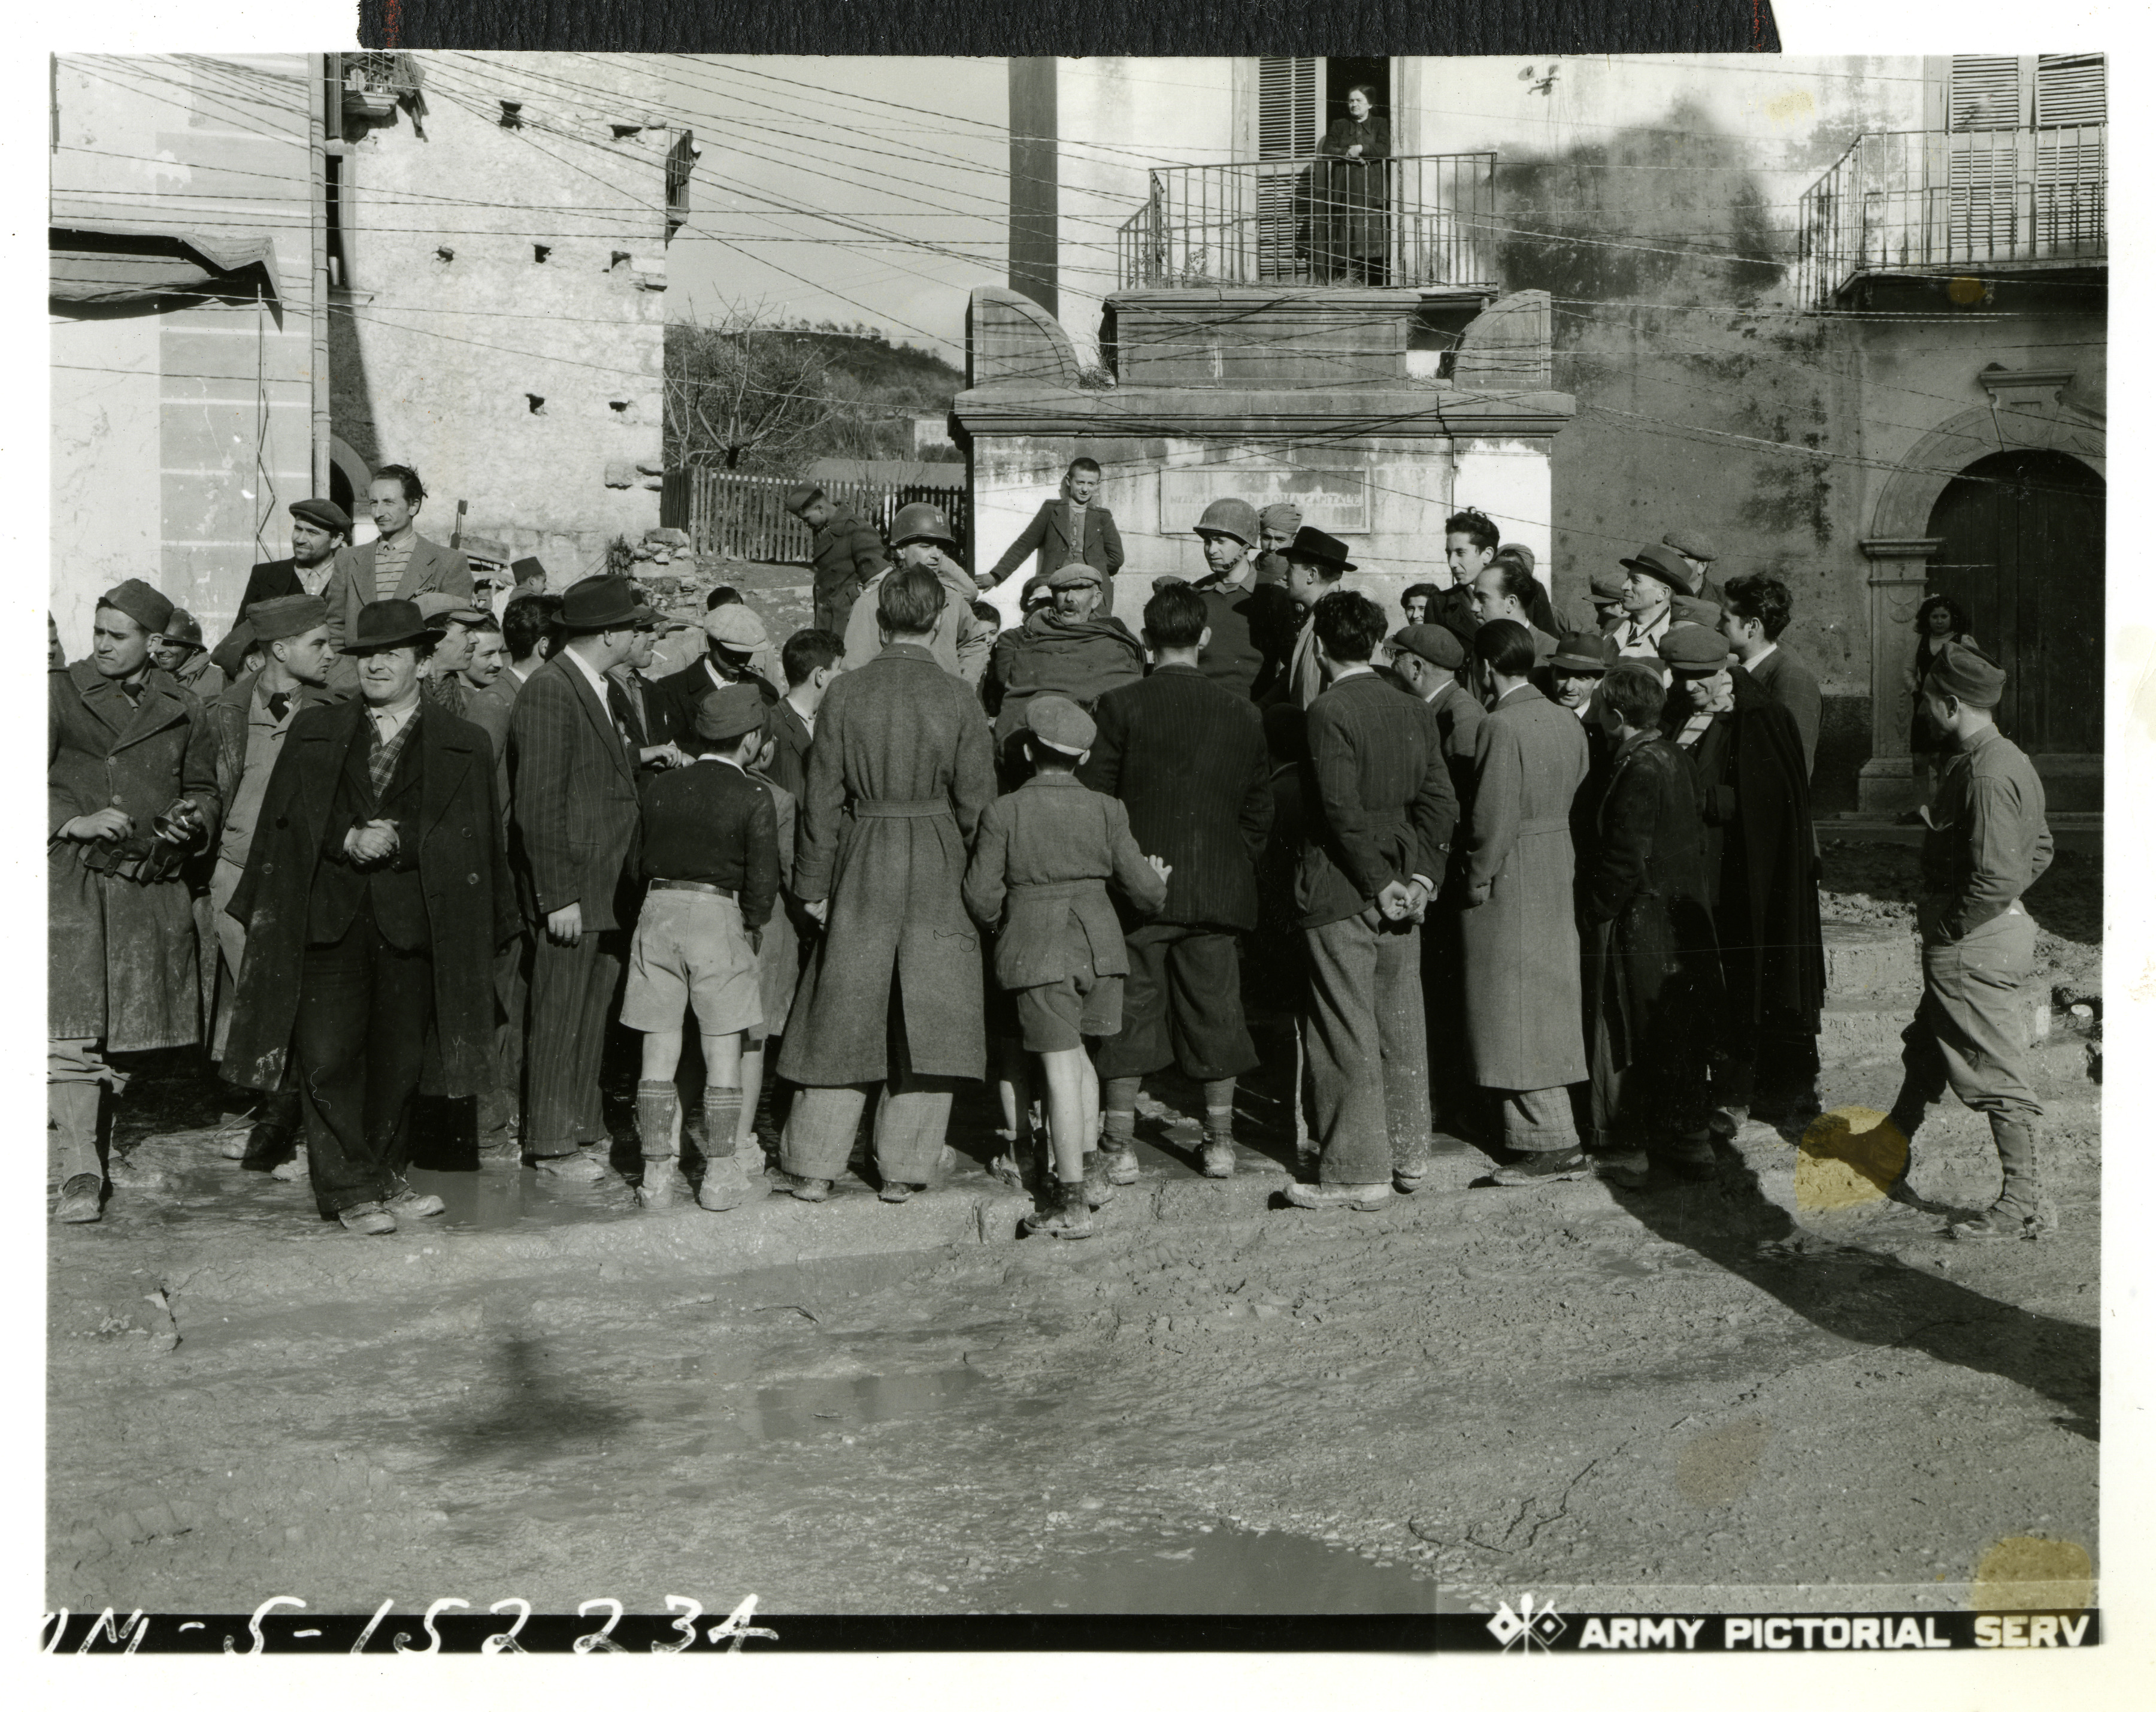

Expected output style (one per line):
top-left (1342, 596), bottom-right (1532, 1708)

top-left (238, 497), bottom-right (351, 615)
top-left (843, 502), bottom-right (992, 685)
top-left (982, 456), bottom-right (1126, 618)
top-left (1189, 498), bottom-right (1294, 701)
top-left (1663, 528), bottom-right (1726, 609)
top-left (786, 483), bottom-right (889, 636)
top-left (1658, 623), bottom-right (1824, 1152)
top-left (49, 579), bottom-right (222, 1223)
top-left (1881, 642), bottom-right (2057, 1240)
top-left (223, 599), bottom-right (513, 1234)
top-left (1267, 526), bottom-right (1356, 712)
top-left (320, 465), bottom-right (474, 692)
top-left (1608, 542), bottom-right (1692, 671)
top-left (508, 574), bottom-right (653, 1179)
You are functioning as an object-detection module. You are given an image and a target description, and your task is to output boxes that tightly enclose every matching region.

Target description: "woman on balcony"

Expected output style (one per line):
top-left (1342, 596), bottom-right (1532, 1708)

top-left (1310, 84), bottom-right (1389, 285)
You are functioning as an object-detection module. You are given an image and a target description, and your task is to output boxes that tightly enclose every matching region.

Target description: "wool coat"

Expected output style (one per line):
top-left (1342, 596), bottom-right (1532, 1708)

top-left (988, 607), bottom-right (1146, 744)
top-left (962, 771), bottom-right (1167, 989)
top-left (1298, 670), bottom-right (1458, 928)
top-left (1579, 730), bottom-right (1724, 1075)
top-left (1460, 682), bottom-right (1591, 1090)
top-left (507, 651), bottom-right (642, 931)
top-left (1079, 663), bottom-right (1273, 931)
top-left (1743, 645), bottom-right (1822, 779)
top-left (843, 558), bottom-right (994, 685)
top-left (49, 662), bottom-right (223, 1048)
top-left (984, 499), bottom-right (1127, 615)
top-left (220, 698), bottom-right (516, 1096)
top-left (777, 643), bottom-right (997, 1085)
top-left (764, 695), bottom-right (814, 803)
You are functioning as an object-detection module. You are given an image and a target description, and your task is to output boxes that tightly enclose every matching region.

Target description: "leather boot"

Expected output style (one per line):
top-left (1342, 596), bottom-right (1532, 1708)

top-left (1024, 1178), bottom-right (1094, 1240)
top-left (1954, 1116), bottom-right (2056, 1239)
top-left (1080, 1149), bottom-right (1116, 1209)
top-left (636, 1080), bottom-right (682, 1208)
top-left (49, 1081), bottom-right (103, 1223)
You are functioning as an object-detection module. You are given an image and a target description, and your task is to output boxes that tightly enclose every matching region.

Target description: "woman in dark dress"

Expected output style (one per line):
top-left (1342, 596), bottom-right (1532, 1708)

top-left (1903, 594), bottom-right (1979, 815)
top-left (1310, 84), bottom-right (1389, 283)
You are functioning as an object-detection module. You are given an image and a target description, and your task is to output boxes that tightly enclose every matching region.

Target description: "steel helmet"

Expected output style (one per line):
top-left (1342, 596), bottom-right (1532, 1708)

top-left (1194, 497), bottom-right (1259, 548)
top-left (889, 501), bottom-right (958, 549)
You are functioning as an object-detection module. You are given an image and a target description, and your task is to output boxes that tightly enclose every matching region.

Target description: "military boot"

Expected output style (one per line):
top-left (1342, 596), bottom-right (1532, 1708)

top-left (1952, 1116), bottom-right (2057, 1241)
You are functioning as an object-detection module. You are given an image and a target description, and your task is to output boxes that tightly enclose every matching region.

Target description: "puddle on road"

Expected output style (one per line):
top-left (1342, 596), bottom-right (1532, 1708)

top-left (992, 1523), bottom-right (1455, 1615)
top-left (402, 1167), bottom-right (632, 1232)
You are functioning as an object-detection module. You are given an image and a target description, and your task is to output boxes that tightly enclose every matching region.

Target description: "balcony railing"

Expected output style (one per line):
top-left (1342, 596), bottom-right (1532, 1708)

top-left (1116, 153), bottom-right (1497, 291)
top-left (1797, 124), bottom-right (2105, 308)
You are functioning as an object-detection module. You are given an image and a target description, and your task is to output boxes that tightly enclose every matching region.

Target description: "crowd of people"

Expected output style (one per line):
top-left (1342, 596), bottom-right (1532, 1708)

top-left (48, 456), bottom-right (2058, 1247)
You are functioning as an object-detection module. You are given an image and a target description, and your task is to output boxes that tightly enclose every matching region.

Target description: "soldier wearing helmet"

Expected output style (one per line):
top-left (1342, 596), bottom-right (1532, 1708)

top-left (1188, 497), bottom-right (1294, 700)
top-left (840, 501), bottom-right (994, 685)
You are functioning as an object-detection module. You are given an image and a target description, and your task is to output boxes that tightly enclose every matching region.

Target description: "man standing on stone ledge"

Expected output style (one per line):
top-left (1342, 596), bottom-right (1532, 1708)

top-left (320, 465), bottom-right (474, 692)
top-left (980, 456), bottom-right (1125, 618)
top-left (49, 579), bottom-right (222, 1224)
top-left (787, 482), bottom-right (889, 636)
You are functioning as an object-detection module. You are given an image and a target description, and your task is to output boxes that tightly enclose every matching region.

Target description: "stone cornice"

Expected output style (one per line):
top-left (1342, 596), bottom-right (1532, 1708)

top-left (952, 384), bottom-right (1577, 441)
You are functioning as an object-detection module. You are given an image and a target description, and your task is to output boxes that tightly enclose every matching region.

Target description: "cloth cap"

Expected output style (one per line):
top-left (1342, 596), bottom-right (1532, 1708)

top-left (556, 574), bottom-right (652, 633)
top-left (1391, 623), bottom-right (1464, 672)
top-left (1025, 694), bottom-right (1095, 755)
top-left (704, 603), bottom-right (769, 650)
top-left (695, 681), bottom-right (769, 742)
top-left (289, 497), bottom-right (351, 536)
top-left (1498, 541), bottom-right (1537, 573)
top-left (1663, 527), bottom-right (1718, 563)
top-left (161, 609), bottom-right (204, 648)
top-left (249, 594), bottom-right (328, 643)
top-left (1588, 568), bottom-right (1628, 603)
top-left (1618, 542), bottom-right (1692, 595)
top-left (1020, 575), bottom-right (1052, 607)
top-left (784, 483), bottom-right (823, 516)
top-left (1046, 560), bottom-right (1103, 589)
top-left (343, 598), bottom-right (446, 655)
top-left (1670, 594), bottom-right (1723, 630)
top-left (1551, 630), bottom-right (1618, 673)
top-left (1657, 623), bottom-right (1736, 676)
top-left (414, 590), bottom-right (486, 625)
top-left (1194, 497), bottom-right (1259, 546)
top-left (99, 579), bottom-right (174, 636)
top-left (1258, 503), bottom-right (1304, 534)
top-left (1924, 639), bottom-right (2006, 708)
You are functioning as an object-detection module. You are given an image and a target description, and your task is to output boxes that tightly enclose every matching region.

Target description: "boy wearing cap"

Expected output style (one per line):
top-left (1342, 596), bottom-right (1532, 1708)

top-left (786, 484), bottom-right (889, 636)
top-left (844, 502), bottom-right (994, 684)
top-left (965, 695), bottom-right (1170, 1236)
top-left (1882, 643), bottom-right (2056, 1239)
top-left (1189, 499), bottom-right (1294, 700)
top-left (1585, 568), bottom-right (1628, 634)
top-left (624, 682), bottom-right (780, 1212)
top-left (49, 580), bottom-right (223, 1223)
top-left (982, 457), bottom-right (1125, 617)
top-left (1658, 623), bottom-right (1824, 1151)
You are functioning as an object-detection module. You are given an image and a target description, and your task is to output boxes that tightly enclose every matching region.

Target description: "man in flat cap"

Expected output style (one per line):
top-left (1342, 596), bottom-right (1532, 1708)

top-left (49, 579), bottom-right (222, 1223)
top-left (1189, 499), bottom-right (1294, 701)
top-left (1583, 568), bottom-right (1628, 634)
top-left (1719, 573), bottom-right (1821, 779)
top-left (320, 465), bottom-right (474, 692)
top-left (1610, 542), bottom-right (1693, 670)
top-left (985, 560), bottom-right (1143, 778)
top-left (1879, 643), bottom-right (2057, 1240)
top-left (778, 566), bottom-right (998, 1205)
top-left (1659, 622), bottom-right (1824, 1154)
top-left (507, 575), bottom-right (655, 1180)
top-left (413, 591), bottom-right (490, 719)
top-left (655, 600), bottom-right (780, 748)
top-left (1080, 581), bottom-right (1272, 1189)
top-left (204, 594), bottom-right (337, 1170)
top-left (1663, 528), bottom-right (1725, 608)
top-left (788, 483), bottom-right (889, 637)
top-left (239, 497), bottom-right (352, 615)
top-left (843, 502), bottom-right (992, 685)
top-left (223, 600), bottom-right (514, 1235)
top-left (982, 456), bottom-right (1125, 619)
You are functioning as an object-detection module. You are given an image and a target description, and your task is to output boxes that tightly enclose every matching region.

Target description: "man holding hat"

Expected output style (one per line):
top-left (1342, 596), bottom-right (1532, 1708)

top-left (655, 601), bottom-right (780, 746)
top-left (1876, 643), bottom-right (2056, 1239)
top-left (623, 680), bottom-right (781, 1212)
top-left (843, 501), bottom-right (993, 685)
top-left (985, 559), bottom-right (1144, 771)
top-left (239, 497), bottom-right (352, 613)
top-left (507, 574), bottom-right (654, 1179)
top-left (1658, 621), bottom-right (1824, 1151)
top-left (223, 599), bottom-right (514, 1235)
top-left (981, 456), bottom-right (1125, 618)
top-left (1268, 526), bottom-right (1358, 712)
top-left (1663, 528), bottom-right (1725, 608)
top-left (1611, 543), bottom-right (1691, 667)
top-left (204, 594), bottom-right (337, 1168)
top-left (777, 566), bottom-right (998, 1204)
top-left (49, 579), bottom-right (222, 1223)
top-left (1189, 498), bottom-right (1294, 700)
top-left (786, 483), bottom-right (890, 636)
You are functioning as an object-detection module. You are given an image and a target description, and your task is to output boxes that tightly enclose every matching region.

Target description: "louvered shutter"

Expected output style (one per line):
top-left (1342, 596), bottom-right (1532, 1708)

top-left (2035, 53), bottom-right (2105, 127)
top-left (1256, 57), bottom-right (1319, 282)
top-left (2033, 55), bottom-right (2104, 252)
top-left (1948, 55), bottom-right (2027, 131)
top-left (1948, 58), bottom-right (2029, 258)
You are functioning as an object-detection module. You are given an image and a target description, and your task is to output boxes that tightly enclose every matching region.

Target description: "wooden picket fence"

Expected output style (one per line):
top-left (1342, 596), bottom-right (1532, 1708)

top-left (667, 467), bottom-right (971, 568)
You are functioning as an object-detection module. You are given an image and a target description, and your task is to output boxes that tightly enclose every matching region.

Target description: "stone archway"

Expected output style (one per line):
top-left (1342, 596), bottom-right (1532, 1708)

top-left (327, 435), bottom-right (373, 524)
top-left (1869, 400), bottom-right (2104, 544)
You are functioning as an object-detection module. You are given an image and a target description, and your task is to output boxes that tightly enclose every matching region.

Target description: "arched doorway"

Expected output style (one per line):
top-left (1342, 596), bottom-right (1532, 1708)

top-left (1925, 449), bottom-right (2103, 755)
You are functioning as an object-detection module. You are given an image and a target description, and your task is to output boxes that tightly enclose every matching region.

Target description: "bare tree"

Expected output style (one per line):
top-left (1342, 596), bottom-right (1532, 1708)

top-left (664, 301), bottom-right (852, 473)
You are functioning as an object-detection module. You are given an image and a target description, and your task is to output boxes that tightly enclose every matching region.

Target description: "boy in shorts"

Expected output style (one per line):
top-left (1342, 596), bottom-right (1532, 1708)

top-left (964, 695), bottom-right (1169, 1238)
top-left (623, 682), bottom-right (780, 1211)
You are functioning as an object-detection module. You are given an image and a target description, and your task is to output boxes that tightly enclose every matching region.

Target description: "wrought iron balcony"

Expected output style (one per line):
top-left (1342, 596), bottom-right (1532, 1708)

top-left (1797, 124), bottom-right (2105, 308)
top-left (1116, 153), bottom-right (1497, 291)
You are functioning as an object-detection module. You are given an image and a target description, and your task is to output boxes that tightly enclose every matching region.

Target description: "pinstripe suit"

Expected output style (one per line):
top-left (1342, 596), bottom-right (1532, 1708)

top-left (508, 649), bottom-right (641, 1156)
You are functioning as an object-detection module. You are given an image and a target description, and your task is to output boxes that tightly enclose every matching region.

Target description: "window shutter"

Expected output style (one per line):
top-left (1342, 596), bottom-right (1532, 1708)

top-left (665, 129), bottom-right (694, 241)
top-left (2035, 53), bottom-right (2105, 128)
top-left (1949, 55), bottom-right (2027, 132)
top-left (1258, 56), bottom-right (1319, 158)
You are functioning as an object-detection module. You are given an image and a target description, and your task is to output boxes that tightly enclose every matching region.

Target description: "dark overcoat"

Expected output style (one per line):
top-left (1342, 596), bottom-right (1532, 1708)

top-left (49, 662), bottom-right (223, 1048)
top-left (221, 698), bottom-right (517, 1096)
top-left (1580, 731), bottom-right (1724, 1074)
top-left (778, 643), bottom-right (997, 1085)
top-left (507, 651), bottom-right (642, 930)
top-left (1298, 670), bottom-right (1457, 928)
top-left (1460, 683), bottom-right (1591, 1090)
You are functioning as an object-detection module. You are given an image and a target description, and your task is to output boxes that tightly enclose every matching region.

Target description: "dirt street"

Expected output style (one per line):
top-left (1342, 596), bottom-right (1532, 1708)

top-left (48, 840), bottom-right (2100, 1622)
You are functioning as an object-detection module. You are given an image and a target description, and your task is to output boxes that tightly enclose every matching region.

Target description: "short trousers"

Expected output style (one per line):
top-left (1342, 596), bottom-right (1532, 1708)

top-left (1015, 969), bottom-right (1122, 1054)
top-left (619, 887), bottom-right (764, 1037)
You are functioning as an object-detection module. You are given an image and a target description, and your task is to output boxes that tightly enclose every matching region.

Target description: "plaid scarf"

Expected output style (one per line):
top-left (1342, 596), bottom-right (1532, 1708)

top-left (367, 707), bottom-right (419, 807)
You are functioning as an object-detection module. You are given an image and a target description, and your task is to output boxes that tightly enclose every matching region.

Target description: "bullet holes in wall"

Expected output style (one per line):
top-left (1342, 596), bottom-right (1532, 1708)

top-left (533, 244), bottom-right (552, 264)
top-left (610, 252), bottom-right (631, 271)
top-left (527, 395), bottom-right (547, 416)
top-left (435, 247), bottom-right (455, 264)
top-left (610, 401), bottom-right (631, 415)
top-left (499, 101), bottom-right (523, 129)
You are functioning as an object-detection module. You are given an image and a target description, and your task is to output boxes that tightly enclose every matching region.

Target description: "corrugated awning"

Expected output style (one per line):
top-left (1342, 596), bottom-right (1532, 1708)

top-left (50, 224), bottom-right (283, 307)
